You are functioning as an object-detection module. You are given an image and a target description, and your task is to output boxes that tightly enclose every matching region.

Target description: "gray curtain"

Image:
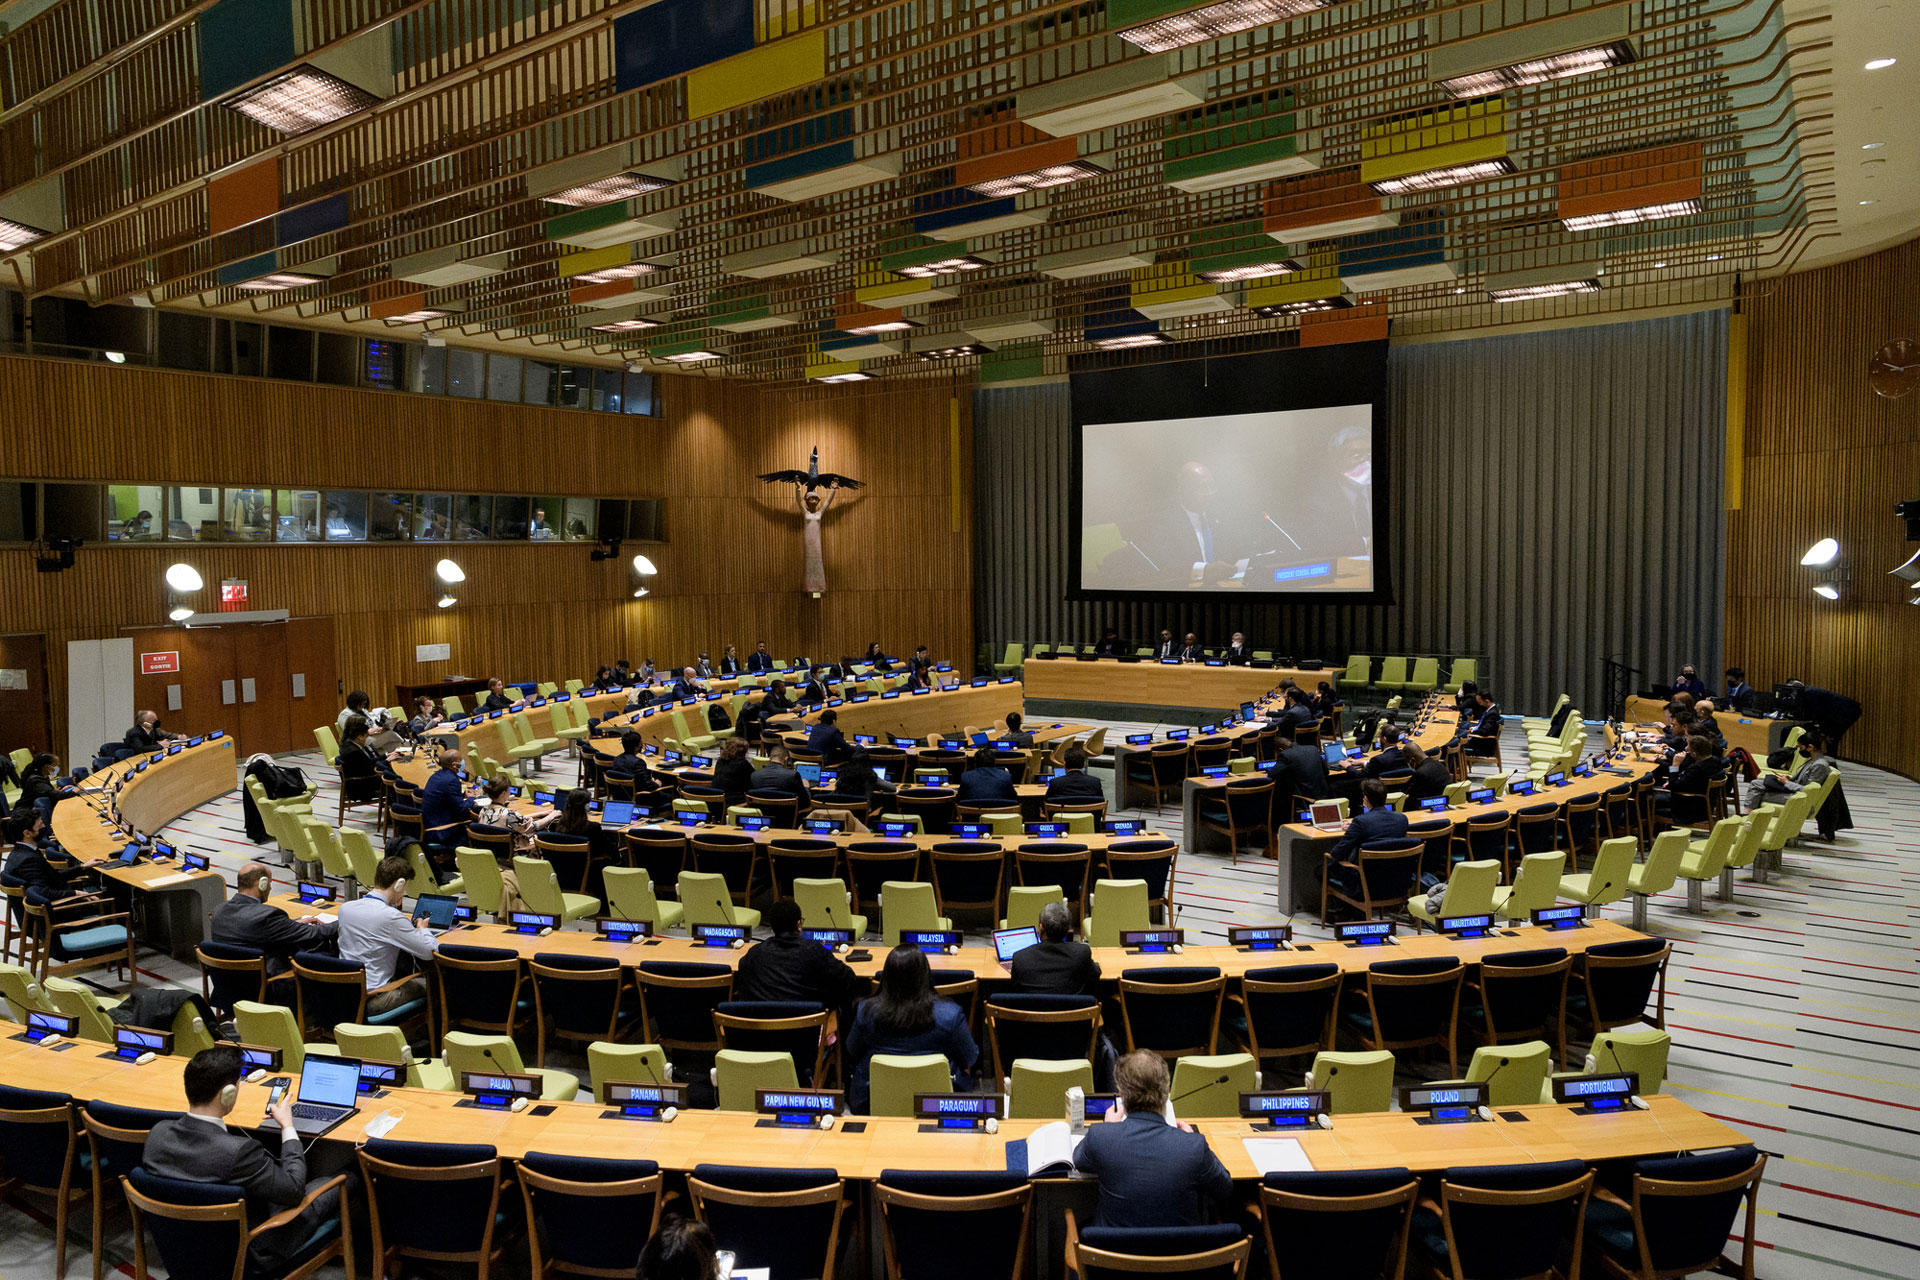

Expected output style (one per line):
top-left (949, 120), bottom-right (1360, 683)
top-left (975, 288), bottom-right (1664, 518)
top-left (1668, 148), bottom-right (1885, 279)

top-left (972, 309), bottom-right (1728, 718)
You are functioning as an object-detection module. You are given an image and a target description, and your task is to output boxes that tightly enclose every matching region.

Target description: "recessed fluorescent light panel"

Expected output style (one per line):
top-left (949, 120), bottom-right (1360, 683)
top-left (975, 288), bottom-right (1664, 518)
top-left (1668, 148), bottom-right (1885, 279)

top-left (967, 159), bottom-right (1107, 199)
top-left (1487, 278), bottom-right (1599, 303)
top-left (225, 64), bottom-right (382, 134)
top-left (843, 319), bottom-right (915, 336)
top-left (815, 372), bottom-right (872, 383)
top-left (1370, 157), bottom-right (1514, 195)
top-left (0, 217), bottom-right (50, 251)
top-left (235, 272), bottom-right (324, 292)
top-left (1254, 294), bottom-right (1353, 317)
top-left (590, 318), bottom-right (662, 333)
top-left (386, 309), bottom-right (449, 323)
top-left (1091, 332), bottom-right (1168, 350)
top-left (568, 262), bottom-right (660, 284)
top-left (1117, 0), bottom-right (1334, 54)
top-left (1562, 198), bottom-right (1700, 231)
top-left (1437, 40), bottom-right (1637, 98)
top-left (915, 343), bottom-right (991, 360)
top-left (661, 350), bottom-right (722, 364)
top-left (1195, 258), bottom-right (1299, 284)
top-left (893, 254), bottom-right (994, 279)
top-left (544, 172), bottom-right (677, 207)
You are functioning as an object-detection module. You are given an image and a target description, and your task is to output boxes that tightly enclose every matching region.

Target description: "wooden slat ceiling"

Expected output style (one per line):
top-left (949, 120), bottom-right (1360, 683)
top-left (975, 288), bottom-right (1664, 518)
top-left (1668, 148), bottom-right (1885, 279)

top-left (0, 0), bottom-right (1841, 382)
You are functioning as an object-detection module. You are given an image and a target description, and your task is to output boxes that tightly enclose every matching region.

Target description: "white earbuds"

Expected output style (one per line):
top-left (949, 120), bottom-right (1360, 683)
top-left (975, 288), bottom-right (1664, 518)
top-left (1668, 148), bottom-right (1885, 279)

top-left (1172, 944), bottom-right (1184, 954)
top-left (835, 944), bottom-right (851, 955)
top-left (1477, 1105), bottom-right (1495, 1122)
top-left (509, 1097), bottom-right (530, 1112)
top-left (662, 1106), bottom-right (679, 1122)
top-left (729, 938), bottom-right (745, 949)
top-left (36, 1034), bottom-right (62, 1048)
top-left (133, 1051), bottom-right (157, 1066)
top-left (245, 1068), bottom-right (267, 1084)
top-left (1316, 1114), bottom-right (1333, 1130)
top-left (984, 1117), bottom-right (998, 1134)
top-left (538, 927), bottom-right (554, 937)
top-left (1629, 1095), bottom-right (1650, 1111)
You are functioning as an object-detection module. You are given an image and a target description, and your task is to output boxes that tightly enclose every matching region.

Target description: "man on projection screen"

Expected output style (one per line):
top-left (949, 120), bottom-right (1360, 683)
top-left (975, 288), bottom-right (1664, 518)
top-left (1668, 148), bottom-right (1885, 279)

top-left (1107, 460), bottom-right (1257, 588)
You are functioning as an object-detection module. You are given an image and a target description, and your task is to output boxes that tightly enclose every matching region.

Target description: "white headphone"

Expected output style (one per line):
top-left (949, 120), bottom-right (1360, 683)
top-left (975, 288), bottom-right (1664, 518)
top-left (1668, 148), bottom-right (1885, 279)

top-left (218, 1082), bottom-right (240, 1110)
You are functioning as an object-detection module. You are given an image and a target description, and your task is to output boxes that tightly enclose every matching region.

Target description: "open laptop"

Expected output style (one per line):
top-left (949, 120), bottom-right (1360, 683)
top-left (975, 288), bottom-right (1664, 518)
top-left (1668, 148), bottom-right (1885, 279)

top-left (288, 1054), bottom-right (362, 1138)
top-left (1308, 801), bottom-right (1348, 831)
top-left (993, 926), bottom-right (1039, 964)
top-left (1321, 742), bottom-right (1349, 768)
top-left (414, 893), bottom-right (459, 935)
top-left (795, 761), bottom-right (823, 786)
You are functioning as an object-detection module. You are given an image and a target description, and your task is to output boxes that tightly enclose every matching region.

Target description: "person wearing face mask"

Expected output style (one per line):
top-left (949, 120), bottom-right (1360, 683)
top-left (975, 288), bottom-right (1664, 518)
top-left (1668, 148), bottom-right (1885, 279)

top-left (1748, 729), bottom-right (1832, 811)
top-left (1668, 665), bottom-right (1706, 699)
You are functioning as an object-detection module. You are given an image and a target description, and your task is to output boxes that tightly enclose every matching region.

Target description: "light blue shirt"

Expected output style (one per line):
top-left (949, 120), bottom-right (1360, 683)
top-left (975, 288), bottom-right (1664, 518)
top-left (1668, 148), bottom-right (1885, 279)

top-left (336, 894), bottom-right (437, 989)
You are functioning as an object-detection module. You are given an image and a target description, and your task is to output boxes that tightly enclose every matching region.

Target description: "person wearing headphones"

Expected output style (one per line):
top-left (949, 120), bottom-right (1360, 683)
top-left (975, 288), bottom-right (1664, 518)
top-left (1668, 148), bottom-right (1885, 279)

top-left (336, 855), bottom-right (438, 1018)
top-left (139, 1046), bottom-right (347, 1274)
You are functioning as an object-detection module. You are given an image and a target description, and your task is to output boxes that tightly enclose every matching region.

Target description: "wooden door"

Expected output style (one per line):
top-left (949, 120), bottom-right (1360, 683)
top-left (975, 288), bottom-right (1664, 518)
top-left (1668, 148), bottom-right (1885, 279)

top-left (285, 617), bottom-right (339, 756)
top-left (230, 623), bottom-right (292, 756)
top-left (0, 633), bottom-right (52, 757)
top-left (127, 627), bottom-right (233, 742)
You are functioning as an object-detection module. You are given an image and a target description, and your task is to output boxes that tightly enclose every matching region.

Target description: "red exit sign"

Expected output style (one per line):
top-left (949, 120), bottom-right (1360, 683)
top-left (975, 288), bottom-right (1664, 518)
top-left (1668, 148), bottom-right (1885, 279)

top-left (140, 651), bottom-right (180, 676)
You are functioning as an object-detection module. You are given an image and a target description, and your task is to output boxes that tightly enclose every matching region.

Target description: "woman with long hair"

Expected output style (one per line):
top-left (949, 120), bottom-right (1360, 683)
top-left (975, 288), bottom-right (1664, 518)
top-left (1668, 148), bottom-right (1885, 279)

top-left (844, 944), bottom-right (978, 1112)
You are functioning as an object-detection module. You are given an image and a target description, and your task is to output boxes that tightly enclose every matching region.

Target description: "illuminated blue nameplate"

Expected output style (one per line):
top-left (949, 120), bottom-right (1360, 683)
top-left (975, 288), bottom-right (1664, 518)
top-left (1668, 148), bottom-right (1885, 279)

top-left (758, 1089), bottom-right (841, 1126)
top-left (1418, 796), bottom-right (1449, 812)
top-left (1083, 1093), bottom-right (1121, 1120)
top-left (707, 692), bottom-right (724, 701)
top-left (1551, 1072), bottom-right (1638, 1112)
top-left (508, 911), bottom-right (557, 935)
top-left (901, 930), bottom-right (960, 954)
top-left (802, 928), bottom-right (853, 949)
top-left (937, 664), bottom-right (953, 672)
top-left (114, 1027), bottom-right (171, 1060)
top-left (998, 676), bottom-right (1015, 684)
top-left (187, 735), bottom-right (206, 747)
top-left (882, 690), bottom-right (902, 700)
top-left (1121, 929), bottom-right (1183, 954)
top-left (357, 1060), bottom-right (401, 1093)
top-left (662, 750), bottom-right (682, 764)
top-left (598, 918), bottom-right (651, 944)
top-left (1545, 771), bottom-right (1568, 787)
top-left (532, 790), bottom-right (555, 807)
top-left (554, 692), bottom-right (571, 701)
top-left (1159, 658), bottom-right (1179, 665)
top-left (911, 686), bottom-right (931, 695)
top-left (1572, 762), bottom-right (1593, 778)
top-left (675, 811), bottom-right (706, 827)
top-left (1467, 787), bottom-right (1496, 805)
top-left (134, 760), bottom-right (149, 772)
top-left (606, 1081), bottom-right (686, 1119)
top-left (1200, 723), bottom-right (1218, 734)
top-left (737, 815), bottom-right (774, 832)
top-left (463, 1071), bottom-right (539, 1109)
top-left (1239, 1090), bottom-right (1330, 1128)
top-left (1441, 914), bottom-right (1495, 939)
top-left (24, 1011), bottom-right (78, 1043)
top-left (971, 678), bottom-right (989, 687)
top-left (296, 882), bottom-right (336, 905)
top-left (1508, 779), bottom-right (1536, 796)
top-left (1205, 659), bottom-right (1226, 667)
top-left (917, 1093), bottom-right (1000, 1130)
top-left (1335, 920), bottom-right (1395, 946)
top-left (209, 729), bottom-right (225, 740)
top-left (236, 1043), bottom-right (282, 1071)
top-left (453, 903), bottom-right (477, 924)
top-left (181, 851), bottom-right (209, 872)
top-left (1104, 819), bottom-right (1145, 835)
top-left (166, 743), bottom-right (184, 755)
top-left (692, 755), bottom-right (716, 770)
top-left (1201, 765), bottom-right (1229, 779)
top-left (1532, 905), bottom-right (1586, 930)
top-left (1402, 1082), bottom-right (1488, 1122)
top-left (1229, 925), bottom-right (1291, 952)
top-left (803, 818), bottom-right (845, 835)
top-left (1126, 733), bottom-right (1153, 746)
top-left (850, 693), bottom-right (871, 703)
top-left (1273, 562), bottom-right (1333, 583)
top-left (827, 698), bottom-right (844, 708)
top-left (994, 741), bottom-right (1020, 752)
top-left (150, 753), bottom-right (166, 764)
top-left (488, 710), bottom-right (504, 720)
top-left (894, 736), bottom-right (921, 748)
top-left (693, 924), bottom-right (749, 948)
top-left (1025, 821), bottom-right (1067, 839)
top-left (1166, 729), bottom-right (1190, 742)
top-left (875, 821), bottom-right (918, 838)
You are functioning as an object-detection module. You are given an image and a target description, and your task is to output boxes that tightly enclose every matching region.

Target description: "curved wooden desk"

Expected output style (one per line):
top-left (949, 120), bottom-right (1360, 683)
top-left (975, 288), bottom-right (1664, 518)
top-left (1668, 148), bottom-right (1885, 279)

top-left (1023, 657), bottom-right (1338, 715)
top-left (1623, 694), bottom-right (1797, 760)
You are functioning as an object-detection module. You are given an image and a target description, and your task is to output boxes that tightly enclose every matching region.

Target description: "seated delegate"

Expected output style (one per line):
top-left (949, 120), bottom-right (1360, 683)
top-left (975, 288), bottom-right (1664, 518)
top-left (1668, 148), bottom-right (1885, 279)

top-left (844, 945), bottom-right (978, 1112)
top-left (1072, 1050), bottom-right (1233, 1229)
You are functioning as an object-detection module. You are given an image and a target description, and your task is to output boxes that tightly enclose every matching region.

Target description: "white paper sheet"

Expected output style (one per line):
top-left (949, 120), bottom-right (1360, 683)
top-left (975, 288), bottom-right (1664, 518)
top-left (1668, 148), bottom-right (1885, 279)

top-left (1242, 1136), bottom-right (1314, 1174)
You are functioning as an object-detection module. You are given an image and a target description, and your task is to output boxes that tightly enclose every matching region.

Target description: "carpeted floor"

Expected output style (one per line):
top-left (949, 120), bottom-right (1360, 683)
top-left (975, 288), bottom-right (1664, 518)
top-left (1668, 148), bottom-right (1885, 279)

top-left (3, 716), bottom-right (1913, 1280)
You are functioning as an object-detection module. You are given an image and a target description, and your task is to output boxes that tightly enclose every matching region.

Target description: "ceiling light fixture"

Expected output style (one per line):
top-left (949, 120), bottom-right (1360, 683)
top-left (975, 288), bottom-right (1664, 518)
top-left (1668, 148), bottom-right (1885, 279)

top-left (1091, 332), bottom-right (1168, 350)
top-left (1254, 295), bottom-right (1353, 317)
top-left (631, 555), bottom-right (658, 575)
top-left (843, 319), bottom-right (915, 336)
top-left (164, 563), bottom-right (204, 592)
top-left (815, 372), bottom-right (873, 383)
top-left (1562, 198), bottom-right (1701, 231)
top-left (632, 587), bottom-right (650, 598)
top-left (660, 350), bottom-right (722, 364)
top-left (1195, 258), bottom-right (1299, 284)
top-left (568, 262), bottom-right (659, 285)
top-left (1864, 57), bottom-right (1897, 70)
top-left (168, 606), bottom-right (195, 622)
top-left (104, 351), bottom-right (127, 364)
top-left (0, 216), bottom-right (52, 251)
top-left (437, 594), bottom-right (458, 608)
top-left (386, 309), bottom-right (447, 324)
top-left (544, 172), bottom-right (676, 207)
top-left (590, 318), bottom-right (662, 333)
top-left (1706, 254), bottom-right (1722, 261)
top-left (1859, 200), bottom-right (1879, 206)
top-left (1488, 279), bottom-right (1600, 302)
top-left (1652, 261), bottom-right (1668, 268)
top-left (1800, 538), bottom-right (1840, 567)
top-left (1437, 40), bottom-right (1637, 97)
top-left (892, 254), bottom-right (994, 279)
top-left (434, 558), bottom-right (466, 584)
top-left (235, 271), bottom-right (324, 293)
top-left (1369, 157), bottom-right (1514, 196)
top-left (966, 159), bottom-right (1107, 199)
top-left (1862, 142), bottom-right (1886, 149)
top-left (225, 64), bottom-right (381, 135)
top-left (1116, 0), bottom-right (1333, 53)
top-left (1812, 584), bottom-right (1840, 600)
top-left (915, 343), bottom-right (990, 360)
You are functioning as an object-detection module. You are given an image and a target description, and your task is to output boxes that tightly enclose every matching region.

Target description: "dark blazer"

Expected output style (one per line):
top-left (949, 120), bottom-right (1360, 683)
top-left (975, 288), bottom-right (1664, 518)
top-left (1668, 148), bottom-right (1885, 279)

top-left (799, 680), bottom-right (830, 706)
top-left (1328, 805), bottom-right (1410, 864)
top-left (1009, 938), bottom-right (1101, 996)
top-left (713, 757), bottom-right (755, 805)
top-left (481, 691), bottom-right (513, 712)
top-left (124, 724), bottom-right (165, 751)
top-left (1404, 758), bottom-right (1451, 801)
top-left (1178, 643), bottom-right (1205, 664)
top-left (1072, 1111), bottom-right (1233, 1229)
top-left (1043, 771), bottom-right (1105, 802)
top-left (338, 740), bottom-right (385, 803)
top-left (4, 840), bottom-right (86, 899)
top-left (1279, 703), bottom-right (1319, 734)
top-left (670, 679), bottom-right (703, 701)
top-left (806, 723), bottom-right (851, 765)
top-left (1154, 638), bottom-right (1178, 661)
top-left (719, 656), bottom-right (741, 676)
top-left (1094, 637), bottom-right (1123, 657)
top-left (140, 1116), bottom-right (337, 1270)
top-left (1223, 642), bottom-right (1252, 665)
top-left (957, 767), bottom-right (1016, 804)
top-left (735, 933), bottom-right (858, 1009)
top-left (1724, 680), bottom-right (1755, 710)
top-left (694, 661), bottom-right (715, 680)
top-left (999, 729), bottom-right (1035, 749)
top-left (608, 753), bottom-right (651, 786)
top-left (746, 651), bottom-right (775, 674)
top-left (750, 763), bottom-right (811, 805)
top-left (1362, 745), bottom-right (1409, 779)
top-left (211, 893), bottom-right (339, 976)
top-left (1669, 677), bottom-right (1707, 699)
top-left (1466, 703), bottom-right (1502, 742)
top-left (1273, 744), bottom-right (1331, 801)
top-left (420, 767), bottom-right (476, 839)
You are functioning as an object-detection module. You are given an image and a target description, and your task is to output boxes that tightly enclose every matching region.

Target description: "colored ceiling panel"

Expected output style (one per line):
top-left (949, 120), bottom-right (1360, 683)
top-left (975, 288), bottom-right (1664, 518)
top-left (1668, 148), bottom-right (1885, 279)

top-left (1299, 301), bottom-right (1388, 347)
top-left (687, 29), bottom-right (827, 120)
top-left (612, 0), bottom-right (755, 94)
top-left (207, 158), bottom-right (281, 235)
top-left (1264, 168), bottom-right (1399, 243)
top-left (275, 192), bottom-right (349, 246)
top-left (1359, 98), bottom-right (1509, 192)
top-left (197, 0), bottom-right (296, 99)
top-left (1558, 143), bottom-right (1705, 229)
top-left (1163, 88), bottom-right (1315, 193)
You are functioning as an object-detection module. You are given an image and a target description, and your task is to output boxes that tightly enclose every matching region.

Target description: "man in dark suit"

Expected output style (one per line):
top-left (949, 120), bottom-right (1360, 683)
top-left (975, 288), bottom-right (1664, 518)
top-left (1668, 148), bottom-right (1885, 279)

top-left (798, 668), bottom-right (832, 706)
top-left (211, 863), bottom-right (339, 980)
top-left (1094, 629), bottom-right (1123, 658)
top-left (1326, 780), bottom-right (1409, 891)
top-left (1154, 630), bottom-right (1178, 662)
top-left (749, 743), bottom-right (812, 807)
top-left (957, 748), bottom-right (1017, 804)
top-left (907, 645), bottom-right (933, 687)
top-left (420, 749), bottom-right (478, 848)
top-left (1044, 747), bottom-right (1105, 802)
top-left (694, 653), bottom-right (716, 680)
top-left (718, 647), bottom-right (741, 677)
top-left (1109, 460), bottom-right (1251, 590)
top-left (1723, 667), bottom-right (1755, 712)
top-left (140, 1047), bottom-right (345, 1274)
top-left (1223, 632), bottom-right (1252, 665)
top-left (124, 710), bottom-right (183, 751)
top-left (1276, 688), bottom-right (1319, 735)
top-left (1358, 726), bottom-right (1408, 779)
top-left (999, 713), bottom-right (1034, 748)
top-left (1269, 727), bottom-right (1331, 803)
top-left (1461, 690), bottom-right (1502, 756)
top-left (746, 641), bottom-right (775, 675)
top-left (1010, 901), bottom-right (1101, 995)
top-left (3, 810), bottom-right (88, 901)
top-left (1178, 633), bottom-right (1204, 664)
top-left (735, 900), bottom-right (858, 1027)
top-left (1401, 742), bottom-right (1451, 801)
top-left (671, 667), bottom-right (705, 701)
top-left (1072, 1050), bottom-right (1232, 1228)
top-left (806, 708), bottom-right (852, 765)
top-left (608, 731), bottom-right (652, 787)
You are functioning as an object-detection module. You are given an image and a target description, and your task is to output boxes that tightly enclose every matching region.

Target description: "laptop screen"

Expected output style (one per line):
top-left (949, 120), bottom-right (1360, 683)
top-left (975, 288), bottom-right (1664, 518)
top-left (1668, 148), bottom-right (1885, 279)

top-left (795, 762), bottom-right (823, 784)
top-left (416, 894), bottom-right (458, 930)
top-left (1322, 743), bottom-right (1347, 767)
top-left (600, 801), bottom-right (635, 827)
top-left (297, 1055), bottom-right (361, 1108)
top-left (993, 926), bottom-right (1039, 963)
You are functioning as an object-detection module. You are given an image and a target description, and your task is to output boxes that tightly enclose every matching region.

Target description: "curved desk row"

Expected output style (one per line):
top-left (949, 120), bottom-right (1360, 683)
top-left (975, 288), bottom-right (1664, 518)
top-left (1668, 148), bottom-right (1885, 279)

top-left (1622, 695), bottom-right (1798, 761)
top-left (1022, 657), bottom-right (1335, 717)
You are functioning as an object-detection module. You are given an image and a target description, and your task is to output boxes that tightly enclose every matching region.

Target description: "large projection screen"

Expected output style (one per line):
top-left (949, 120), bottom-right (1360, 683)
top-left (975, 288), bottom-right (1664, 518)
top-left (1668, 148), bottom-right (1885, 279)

top-left (1070, 342), bottom-right (1390, 602)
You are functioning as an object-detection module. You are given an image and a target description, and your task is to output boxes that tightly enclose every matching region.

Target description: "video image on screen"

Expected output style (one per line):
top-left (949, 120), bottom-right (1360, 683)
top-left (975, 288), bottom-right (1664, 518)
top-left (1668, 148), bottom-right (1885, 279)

top-left (1078, 404), bottom-right (1375, 594)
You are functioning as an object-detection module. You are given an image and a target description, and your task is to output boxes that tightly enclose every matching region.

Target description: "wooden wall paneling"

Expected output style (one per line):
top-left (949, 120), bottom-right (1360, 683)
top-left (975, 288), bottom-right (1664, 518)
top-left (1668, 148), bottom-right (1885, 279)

top-left (285, 617), bottom-right (338, 748)
top-left (0, 633), bottom-right (52, 757)
top-left (1728, 237), bottom-right (1920, 780)
top-left (4, 360), bottom-right (973, 757)
top-left (125, 625), bottom-right (230, 748)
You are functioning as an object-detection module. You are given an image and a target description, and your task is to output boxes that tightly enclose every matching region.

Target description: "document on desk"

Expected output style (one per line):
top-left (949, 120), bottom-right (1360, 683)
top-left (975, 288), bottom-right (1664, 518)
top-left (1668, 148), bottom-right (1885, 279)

top-left (1242, 1137), bottom-right (1314, 1174)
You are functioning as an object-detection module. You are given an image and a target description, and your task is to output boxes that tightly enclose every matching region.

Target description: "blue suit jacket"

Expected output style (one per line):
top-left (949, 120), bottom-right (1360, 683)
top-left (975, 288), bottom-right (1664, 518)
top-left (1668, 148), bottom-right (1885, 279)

top-left (421, 768), bottom-right (475, 839)
top-left (1328, 805), bottom-right (1410, 864)
top-left (1072, 1111), bottom-right (1233, 1229)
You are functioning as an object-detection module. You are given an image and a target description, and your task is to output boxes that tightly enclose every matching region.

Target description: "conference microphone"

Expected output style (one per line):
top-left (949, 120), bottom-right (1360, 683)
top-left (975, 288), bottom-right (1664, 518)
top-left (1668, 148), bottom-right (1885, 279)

top-left (1262, 514), bottom-right (1304, 552)
top-left (1121, 540), bottom-right (1161, 573)
top-left (1169, 1073), bottom-right (1232, 1108)
top-left (1476, 1056), bottom-right (1512, 1118)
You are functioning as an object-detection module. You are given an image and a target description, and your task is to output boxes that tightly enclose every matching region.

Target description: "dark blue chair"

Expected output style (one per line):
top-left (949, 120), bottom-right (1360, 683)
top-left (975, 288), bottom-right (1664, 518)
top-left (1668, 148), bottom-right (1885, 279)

top-left (1103, 839), bottom-right (1179, 924)
top-left (1258, 1167), bottom-right (1418, 1280)
top-left (358, 1138), bottom-right (508, 1279)
top-left (984, 993), bottom-right (1101, 1079)
top-left (515, 1151), bottom-right (663, 1279)
top-left (1411, 1160), bottom-right (1594, 1280)
top-left (1571, 938), bottom-right (1671, 1037)
top-left (1343, 955), bottom-right (1464, 1076)
top-left (929, 842), bottom-right (1006, 927)
top-left (23, 885), bottom-right (134, 985)
top-left (528, 951), bottom-right (633, 1066)
top-left (196, 940), bottom-right (271, 1016)
top-left (82, 1099), bottom-right (180, 1280)
top-left (1116, 966), bottom-right (1225, 1059)
top-left (765, 838), bottom-right (841, 899)
top-left (1404, 818), bottom-right (1455, 880)
top-left (0, 1084), bottom-right (84, 1280)
top-left (1584, 1146), bottom-right (1764, 1279)
top-left (291, 950), bottom-right (424, 1039)
top-left (124, 1165), bottom-right (349, 1280)
top-left (688, 1164), bottom-right (848, 1280)
top-left (875, 1170), bottom-right (1031, 1279)
top-left (1234, 964), bottom-right (1341, 1070)
top-left (1067, 1216), bottom-right (1248, 1280)
top-left (713, 1001), bottom-right (830, 1085)
top-left (635, 960), bottom-right (735, 1063)
top-left (1013, 842), bottom-right (1093, 916)
top-left (1466, 948), bottom-right (1571, 1066)
top-left (434, 943), bottom-right (528, 1041)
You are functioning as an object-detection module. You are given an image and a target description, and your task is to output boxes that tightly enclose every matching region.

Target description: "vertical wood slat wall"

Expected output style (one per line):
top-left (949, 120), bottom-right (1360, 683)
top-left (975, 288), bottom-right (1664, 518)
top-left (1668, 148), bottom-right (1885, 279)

top-left (3, 359), bottom-right (973, 755)
top-left (1728, 237), bottom-right (1920, 781)
top-left (972, 309), bottom-right (1730, 722)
